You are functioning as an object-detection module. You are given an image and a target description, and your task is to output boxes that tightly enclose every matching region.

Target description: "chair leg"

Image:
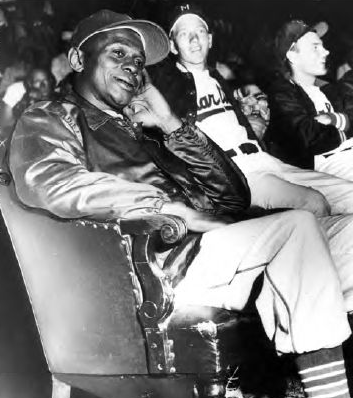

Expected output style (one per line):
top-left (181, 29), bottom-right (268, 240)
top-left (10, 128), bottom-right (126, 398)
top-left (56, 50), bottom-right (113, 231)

top-left (52, 375), bottom-right (71, 398)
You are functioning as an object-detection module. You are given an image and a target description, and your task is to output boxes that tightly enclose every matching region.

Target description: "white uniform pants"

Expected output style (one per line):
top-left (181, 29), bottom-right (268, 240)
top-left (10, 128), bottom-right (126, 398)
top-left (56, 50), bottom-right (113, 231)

top-left (235, 152), bottom-right (353, 214)
top-left (174, 210), bottom-right (352, 355)
top-left (315, 140), bottom-right (353, 181)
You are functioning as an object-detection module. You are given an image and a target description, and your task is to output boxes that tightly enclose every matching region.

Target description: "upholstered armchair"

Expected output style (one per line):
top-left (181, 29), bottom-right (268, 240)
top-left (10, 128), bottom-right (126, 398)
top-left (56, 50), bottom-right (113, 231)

top-left (0, 173), bottom-right (264, 398)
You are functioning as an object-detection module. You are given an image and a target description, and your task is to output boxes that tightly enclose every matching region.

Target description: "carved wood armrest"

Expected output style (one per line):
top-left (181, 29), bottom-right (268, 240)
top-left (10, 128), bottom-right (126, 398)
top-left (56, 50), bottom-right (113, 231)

top-left (120, 214), bottom-right (189, 374)
top-left (120, 214), bottom-right (188, 328)
top-left (120, 214), bottom-right (187, 245)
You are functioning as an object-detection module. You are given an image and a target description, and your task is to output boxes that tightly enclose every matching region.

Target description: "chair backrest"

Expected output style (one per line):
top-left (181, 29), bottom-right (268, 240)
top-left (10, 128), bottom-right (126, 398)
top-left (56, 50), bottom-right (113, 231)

top-left (0, 182), bottom-right (148, 376)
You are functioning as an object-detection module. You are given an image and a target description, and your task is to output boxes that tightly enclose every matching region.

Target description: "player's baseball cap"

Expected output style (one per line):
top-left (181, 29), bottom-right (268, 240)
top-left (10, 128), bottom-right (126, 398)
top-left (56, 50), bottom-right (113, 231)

top-left (275, 19), bottom-right (329, 60)
top-left (70, 9), bottom-right (170, 66)
top-left (168, 3), bottom-right (210, 37)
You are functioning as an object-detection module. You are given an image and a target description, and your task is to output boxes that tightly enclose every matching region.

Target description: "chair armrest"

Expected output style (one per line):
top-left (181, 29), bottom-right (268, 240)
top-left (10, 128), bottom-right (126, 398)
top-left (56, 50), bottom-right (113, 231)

top-left (119, 214), bottom-right (189, 331)
top-left (75, 215), bottom-right (191, 374)
top-left (118, 214), bottom-right (191, 373)
top-left (120, 214), bottom-right (187, 245)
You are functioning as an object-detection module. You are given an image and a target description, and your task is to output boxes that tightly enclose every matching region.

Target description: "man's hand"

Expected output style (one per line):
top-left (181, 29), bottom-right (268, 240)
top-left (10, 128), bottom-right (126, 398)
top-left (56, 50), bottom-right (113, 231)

top-left (314, 113), bottom-right (332, 125)
top-left (300, 187), bottom-right (331, 217)
top-left (123, 70), bottom-right (182, 134)
top-left (160, 202), bottom-right (230, 232)
top-left (247, 115), bottom-right (268, 140)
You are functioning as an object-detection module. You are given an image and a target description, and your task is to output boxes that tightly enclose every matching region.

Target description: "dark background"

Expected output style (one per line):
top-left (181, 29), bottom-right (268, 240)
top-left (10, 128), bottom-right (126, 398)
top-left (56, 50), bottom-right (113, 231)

top-left (20, 0), bottom-right (353, 59)
top-left (2, 0), bottom-right (353, 82)
top-left (1, 0), bottom-right (353, 397)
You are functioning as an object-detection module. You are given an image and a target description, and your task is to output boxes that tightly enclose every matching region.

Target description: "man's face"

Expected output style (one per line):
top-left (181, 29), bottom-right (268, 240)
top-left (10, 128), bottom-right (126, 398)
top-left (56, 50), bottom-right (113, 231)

top-left (171, 14), bottom-right (212, 68)
top-left (80, 29), bottom-right (145, 111)
top-left (29, 69), bottom-right (53, 99)
top-left (289, 32), bottom-right (329, 77)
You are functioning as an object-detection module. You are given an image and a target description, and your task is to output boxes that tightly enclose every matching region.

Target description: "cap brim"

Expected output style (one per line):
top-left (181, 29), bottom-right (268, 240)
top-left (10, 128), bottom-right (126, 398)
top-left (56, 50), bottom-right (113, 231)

top-left (311, 21), bottom-right (329, 38)
top-left (85, 19), bottom-right (170, 66)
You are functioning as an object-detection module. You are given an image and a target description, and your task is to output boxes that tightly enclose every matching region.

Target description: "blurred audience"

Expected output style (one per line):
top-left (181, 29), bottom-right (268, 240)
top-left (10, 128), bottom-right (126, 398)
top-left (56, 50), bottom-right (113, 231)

top-left (0, 58), bottom-right (31, 98)
top-left (337, 47), bottom-right (353, 80)
top-left (13, 67), bottom-right (56, 118)
top-left (50, 29), bottom-right (72, 85)
top-left (1, 67), bottom-right (56, 137)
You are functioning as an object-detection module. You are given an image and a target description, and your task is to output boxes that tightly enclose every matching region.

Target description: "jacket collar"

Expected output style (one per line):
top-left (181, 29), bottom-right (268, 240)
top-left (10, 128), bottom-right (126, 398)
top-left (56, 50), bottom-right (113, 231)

top-left (175, 61), bottom-right (218, 76)
top-left (64, 89), bottom-right (125, 131)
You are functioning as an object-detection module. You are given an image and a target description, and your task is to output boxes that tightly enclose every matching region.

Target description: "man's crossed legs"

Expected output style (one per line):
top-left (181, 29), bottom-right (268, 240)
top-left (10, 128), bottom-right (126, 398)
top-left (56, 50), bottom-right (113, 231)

top-left (175, 210), bottom-right (353, 398)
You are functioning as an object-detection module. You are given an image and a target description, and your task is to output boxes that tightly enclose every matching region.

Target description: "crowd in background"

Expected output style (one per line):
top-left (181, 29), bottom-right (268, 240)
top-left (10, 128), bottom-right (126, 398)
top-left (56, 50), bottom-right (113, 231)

top-left (0, 0), bottom-right (353, 138)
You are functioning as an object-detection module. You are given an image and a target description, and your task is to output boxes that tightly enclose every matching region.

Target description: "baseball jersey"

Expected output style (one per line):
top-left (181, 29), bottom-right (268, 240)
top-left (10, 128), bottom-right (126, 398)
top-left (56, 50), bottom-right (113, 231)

top-left (190, 68), bottom-right (262, 157)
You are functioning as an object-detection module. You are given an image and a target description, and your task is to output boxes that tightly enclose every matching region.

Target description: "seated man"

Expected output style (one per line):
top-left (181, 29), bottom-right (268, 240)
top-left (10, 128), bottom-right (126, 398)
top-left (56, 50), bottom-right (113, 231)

top-left (266, 20), bottom-right (353, 181)
top-left (13, 67), bottom-right (57, 120)
top-left (0, 66), bottom-right (56, 141)
top-left (148, 4), bottom-right (353, 216)
top-left (8, 9), bottom-right (353, 398)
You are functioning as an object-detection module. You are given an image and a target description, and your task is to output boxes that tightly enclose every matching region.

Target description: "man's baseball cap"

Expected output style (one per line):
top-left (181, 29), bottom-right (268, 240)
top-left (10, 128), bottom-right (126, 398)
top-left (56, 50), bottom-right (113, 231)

top-left (70, 9), bottom-right (170, 66)
top-left (275, 20), bottom-right (329, 61)
top-left (168, 3), bottom-right (210, 37)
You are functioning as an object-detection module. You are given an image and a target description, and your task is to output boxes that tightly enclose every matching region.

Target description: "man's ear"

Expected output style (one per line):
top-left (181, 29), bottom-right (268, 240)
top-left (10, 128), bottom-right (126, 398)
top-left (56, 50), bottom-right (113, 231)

top-left (68, 47), bottom-right (85, 72)
top-left (170, 39), bottom-right (178, 55)
top-left (286, 49), bottom-right (296, 65)
top-left (208, 33), bottom-right (213, 49)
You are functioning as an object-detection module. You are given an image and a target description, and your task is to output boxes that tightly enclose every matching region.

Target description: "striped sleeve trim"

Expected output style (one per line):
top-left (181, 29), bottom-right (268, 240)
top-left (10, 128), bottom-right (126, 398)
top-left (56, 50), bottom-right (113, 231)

top-left (301, 369), bottom-right (345, 383)
top-left (339, 130), bottom-right (347, 143)
top-left (299, 361), bottom-right (344, 375)
top-left (327, 112), bottom-right (350, 133)
top-left (306, 379), bottom-right (348, 393)
top-left (303, 371), bottom-right (347, 389)
top-left (309, 387), bottom-right (349, 398)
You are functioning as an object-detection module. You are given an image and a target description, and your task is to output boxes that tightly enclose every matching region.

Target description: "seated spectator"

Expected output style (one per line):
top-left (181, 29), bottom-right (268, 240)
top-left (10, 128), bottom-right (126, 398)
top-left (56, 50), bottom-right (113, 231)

top-left (1, 66), bottom-right (56, 135)
top-left (148, 5), bottom-right (353, 215)
top-left (1, 76), bottom-right (26, 109)
top-left (0, 59), bottom-right (32, 137)
top-left (12, 67), bottom-right (56, 119)
top-left (0, 7), bottom-right (7, 29)
top-left (8, 10), bottom-right (353, 398)
top-left (327, 60), bottom-right (353, 128)
top-left (215, 60), bottom-right (235, 81)
top-left (337, 52), bottom-right (353, 80)
top-left (266, 20), bottom-right (353, 180)
top-left (337, 42), bottom-right (353, 80)
top-left (234, 70), bottom-right (270, 141)
top-left (0, 59), bottom-right (31, 98)
top-left (51, 30), bottom-right (73, 85)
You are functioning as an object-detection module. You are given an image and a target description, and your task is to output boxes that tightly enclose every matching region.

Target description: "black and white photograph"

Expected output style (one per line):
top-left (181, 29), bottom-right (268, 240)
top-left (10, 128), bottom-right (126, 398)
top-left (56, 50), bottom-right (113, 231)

top-left (1, 0), bottom-right (353, 397)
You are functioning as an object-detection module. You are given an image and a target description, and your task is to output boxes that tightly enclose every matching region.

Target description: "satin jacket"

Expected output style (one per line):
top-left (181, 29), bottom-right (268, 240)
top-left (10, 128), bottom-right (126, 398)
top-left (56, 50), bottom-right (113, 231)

top-left (148, 58), bottom-right (265, 149)
top-left (266, 76), bottom-right (353, 169)
top-left (9, 90), bottom-right (251, 221)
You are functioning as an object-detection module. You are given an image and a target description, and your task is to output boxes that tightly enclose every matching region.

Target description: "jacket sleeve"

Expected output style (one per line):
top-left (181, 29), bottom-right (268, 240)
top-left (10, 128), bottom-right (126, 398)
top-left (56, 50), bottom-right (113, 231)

top-left (163, 122), bottom-right (251, 213)
top-left (323, 72), bottom-right (353, 138)
top-left (269, 82), bottom-right (344, 155)
top-left (9, 104), bottom-right (170, 220)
